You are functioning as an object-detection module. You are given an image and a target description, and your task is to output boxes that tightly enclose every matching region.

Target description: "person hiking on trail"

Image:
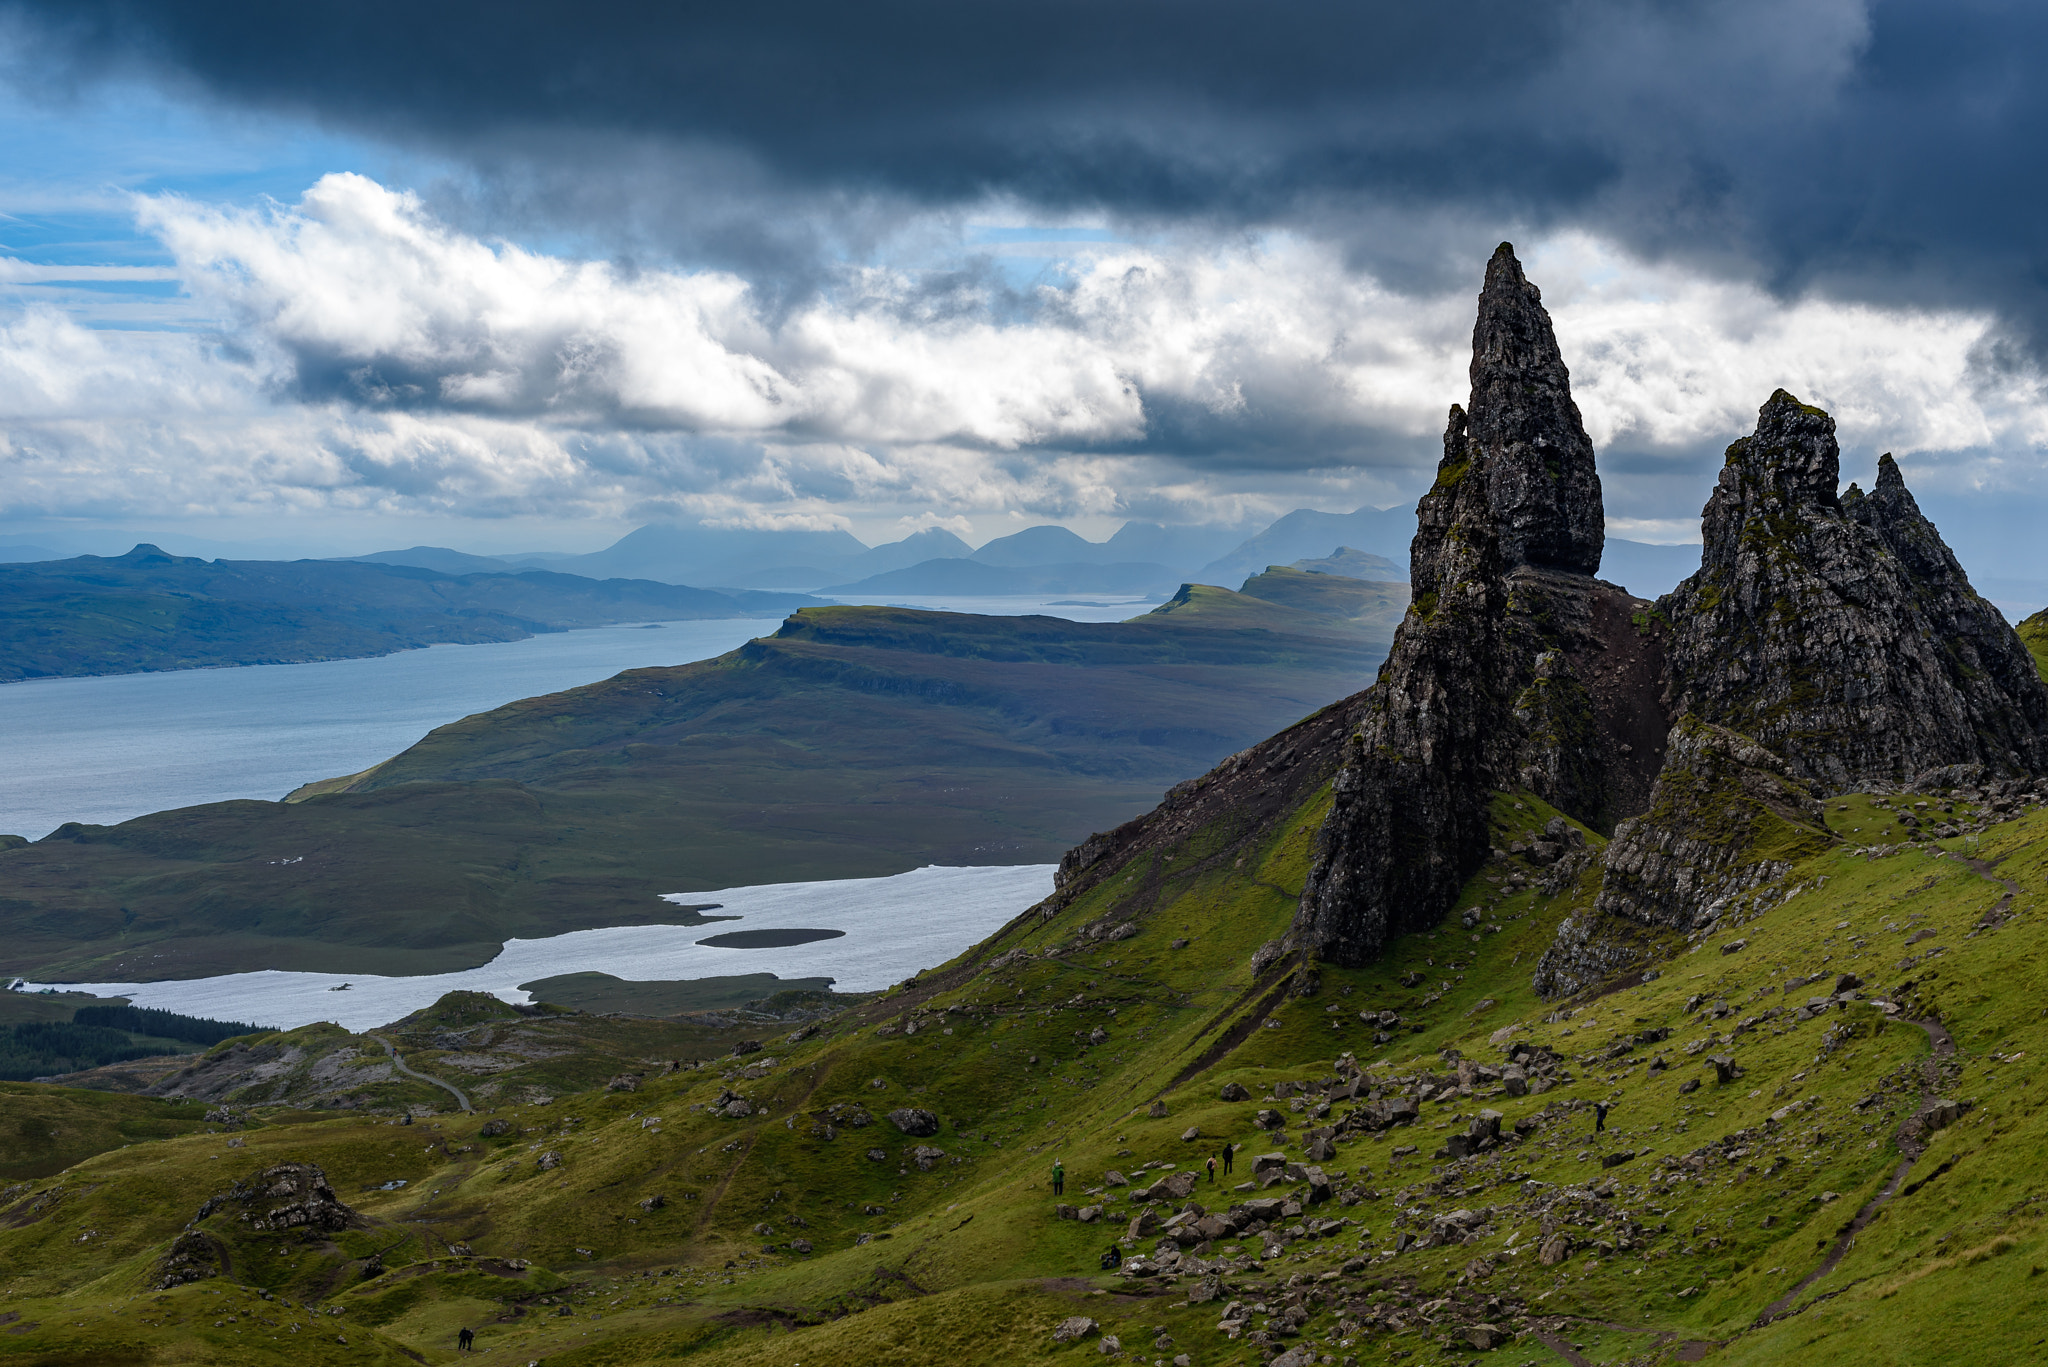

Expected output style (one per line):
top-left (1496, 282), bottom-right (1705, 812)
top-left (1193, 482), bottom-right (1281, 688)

top-left (1052, 1159), bottom-right (1065, 1197)
top-left (1220, 1143), bottom-right (1234, 1175)
top-left (1595, 1102), bottom-right (1610, 1133)
top-left (1206, 1155), bottom-right (1217, 1183)
top-left (457, 1326), bottom-right (474, 1351)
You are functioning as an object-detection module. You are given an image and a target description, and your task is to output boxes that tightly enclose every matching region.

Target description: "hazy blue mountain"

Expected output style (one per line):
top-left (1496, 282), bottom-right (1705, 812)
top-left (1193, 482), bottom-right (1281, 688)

top-left (823, 558), bottom-right (1182, 597)
top-left (845, 527), bottom-right (976, 574)
top-left (967, 522), bottom-right (1251, 574)
top-left (1599, 538), bottom-right (1703, 599)
top-left (343, 545), bottom-right (523, 575)
top-left (1201, 504), bottom-right (1416, 584)
top-left (968, 524), bottom-right (1108, 567)
top-left (0, 544), bottom-right (64, 563)
top-left (553, 522), bottom-right (871, 586)
top-left (1106, 520), bottom-right (1254, 571)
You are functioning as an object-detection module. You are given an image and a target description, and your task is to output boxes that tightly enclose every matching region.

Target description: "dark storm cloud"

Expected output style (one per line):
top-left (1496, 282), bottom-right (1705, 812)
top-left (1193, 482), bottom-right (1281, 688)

top-left (12, 0), bottom-right (2048, 344)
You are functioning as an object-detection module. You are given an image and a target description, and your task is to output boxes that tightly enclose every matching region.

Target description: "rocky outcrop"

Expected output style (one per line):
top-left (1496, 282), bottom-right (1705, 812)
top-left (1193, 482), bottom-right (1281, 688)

top-left (192, 1162), bottom-right (361, 1234)
top-left (1295, 244), bottom-right (1667, 967)
top-left (1535, 395), bottom-right (2048, 996)
top-left (1533, 717), bottom-right (1837, 996)
top-left (1660, 393), bottom-right (2048, 789)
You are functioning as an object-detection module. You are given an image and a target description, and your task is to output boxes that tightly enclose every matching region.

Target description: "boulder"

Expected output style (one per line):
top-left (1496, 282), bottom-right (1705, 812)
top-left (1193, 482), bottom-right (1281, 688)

top-left (1102, 1169), bottom-right (1128, 1187)
top-left (478, 1119), bottom-right (513, 1137)
top-left (192, 1163), bottom-right (362, 1234)
top-left (1709, 1055), bottom-right (1740, 1084)
top-left (537, 1151), bottom-right (562, 1171)
top-left (1467, 1323), bottom-right (1510, 1351)
top-left (1219, 1081), bottom-right (1250, 1102)
top-left (1254, 1108), bottom-right (1285, 1130)
top-left (1538, 1233), bottom-right (1572, 1265)
top-left (886, 1107), bottom-right (941, 1137)
top-left (1052, 1316), bottom-right (1098, 1343)
top-left (1181, 1126), bottom-right (1202, 1142)
top-left (908, 1145), bottom-right (947, 1170)
top-left (1148, 1100), bottom-right (1169, 1118)
top-left (1126, 1210), bottom-right (1159, 1239)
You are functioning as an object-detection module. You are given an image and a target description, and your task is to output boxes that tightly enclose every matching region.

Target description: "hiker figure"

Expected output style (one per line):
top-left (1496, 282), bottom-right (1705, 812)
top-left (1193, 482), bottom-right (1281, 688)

top-left (1595, 1102), bottom-right (1610, 1133)
top-left (401, 1113), bottom-right (412, 1126)
top-left (1100, 1243), bottom-right (1123, 1270)
top-left (1206, 1155), bottom-right (1216, 1183)
top-left (1051, 1158), bottom-right (1065, 1197)
top-left (1221, 1143), bottom-right (1234, 1175)
top-left (457, 1326), bottom-right (474, 1350)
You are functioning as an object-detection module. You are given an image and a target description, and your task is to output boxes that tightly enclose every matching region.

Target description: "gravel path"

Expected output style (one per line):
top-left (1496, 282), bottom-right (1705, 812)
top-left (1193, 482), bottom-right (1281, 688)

top-left (369, 1034), bottom-right (472, 1113)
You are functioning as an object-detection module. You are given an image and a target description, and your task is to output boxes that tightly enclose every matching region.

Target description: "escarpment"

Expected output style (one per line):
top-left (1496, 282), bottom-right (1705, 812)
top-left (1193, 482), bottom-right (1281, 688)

top-left (1293, 244), bottom-right (1667, 969)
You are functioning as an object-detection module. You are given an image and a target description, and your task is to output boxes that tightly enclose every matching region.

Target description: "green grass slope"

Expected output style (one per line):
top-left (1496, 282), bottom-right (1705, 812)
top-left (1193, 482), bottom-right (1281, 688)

top-left (0, 596), bottom-right (1389, 981)
top-left (2016, 608), bottom-right (2048, 683)
top-left (6, 709), bottom-right (2047, 1363)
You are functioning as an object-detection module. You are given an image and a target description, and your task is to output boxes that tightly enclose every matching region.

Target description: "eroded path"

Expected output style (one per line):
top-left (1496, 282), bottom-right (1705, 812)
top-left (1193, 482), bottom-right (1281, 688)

top-left (370, 1034), bottom-right (472, 1113)
top-left (1753, 1015), bottom-right (1955, 1325)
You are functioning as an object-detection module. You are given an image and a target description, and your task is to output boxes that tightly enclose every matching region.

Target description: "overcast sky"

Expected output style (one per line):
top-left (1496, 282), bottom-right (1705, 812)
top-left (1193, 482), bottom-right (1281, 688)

top-left (0, 0), bottom-right (2045, 573)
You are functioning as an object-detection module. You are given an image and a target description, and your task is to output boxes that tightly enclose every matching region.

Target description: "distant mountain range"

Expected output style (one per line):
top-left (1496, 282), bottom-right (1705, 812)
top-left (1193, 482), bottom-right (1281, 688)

top-left (0, 546), bottom-right (820, 682)
top-left (1, 508), bottom-right (1712, 612)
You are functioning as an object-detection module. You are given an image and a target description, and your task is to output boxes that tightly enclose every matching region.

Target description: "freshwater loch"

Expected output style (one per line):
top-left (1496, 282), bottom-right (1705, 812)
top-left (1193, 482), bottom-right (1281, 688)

top-left (24, 863), bottom-right (1059, 1030)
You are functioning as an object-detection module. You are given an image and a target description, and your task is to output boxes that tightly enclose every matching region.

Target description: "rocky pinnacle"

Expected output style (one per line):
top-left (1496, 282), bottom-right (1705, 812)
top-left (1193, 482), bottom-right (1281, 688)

top-left (1414, 243), bottom-right (1603, 593)
top-left (1295, 245), bottom-right (1647, 970)
top-left (1661, 390), bottom-right (2048, 789)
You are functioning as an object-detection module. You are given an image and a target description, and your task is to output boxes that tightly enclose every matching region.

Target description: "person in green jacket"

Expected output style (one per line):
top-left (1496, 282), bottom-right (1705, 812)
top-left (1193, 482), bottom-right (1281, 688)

top-left (1052, 1159), bottom-right (1065, 1197)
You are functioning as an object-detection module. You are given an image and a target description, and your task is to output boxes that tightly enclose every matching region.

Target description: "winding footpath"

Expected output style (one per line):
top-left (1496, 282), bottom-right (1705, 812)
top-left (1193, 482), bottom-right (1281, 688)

top-left (1752, 1015), bottom-right (1956, 1325)
top-left (369, 1034), bottom-right (472, 1113)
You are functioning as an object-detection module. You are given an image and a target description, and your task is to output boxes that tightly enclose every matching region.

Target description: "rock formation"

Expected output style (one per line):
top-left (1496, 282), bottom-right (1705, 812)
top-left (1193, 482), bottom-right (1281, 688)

top-left (1536, 394), bottom-right (2048, 994)
top-left (1533, 716), bottom-right (1835, 995)
top-left (1660, 392), bottom-right (2048, 789)
top-left (1288, 251), bottom-right (2048, 990)
top-left (1294, 244), bottom-right (1667, 967)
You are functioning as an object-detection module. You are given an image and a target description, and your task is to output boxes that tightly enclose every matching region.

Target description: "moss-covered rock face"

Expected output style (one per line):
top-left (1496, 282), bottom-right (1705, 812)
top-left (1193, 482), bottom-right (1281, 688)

top-left (1534, 715), bottom-right (1838, 996)
top-left (1660, 392), bottom-right (2048, 790)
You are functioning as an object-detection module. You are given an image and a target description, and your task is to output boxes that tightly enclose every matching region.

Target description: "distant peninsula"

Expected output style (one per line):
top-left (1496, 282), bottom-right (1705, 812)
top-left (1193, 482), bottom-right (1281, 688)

top-left (0, 545), bottom-right (822, 682)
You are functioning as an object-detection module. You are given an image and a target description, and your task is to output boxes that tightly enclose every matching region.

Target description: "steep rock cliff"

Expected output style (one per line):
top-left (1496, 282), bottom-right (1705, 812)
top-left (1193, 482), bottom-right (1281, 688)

top-left (1660, 392), bottom-right (2048, 789)
top-left (1293, 245), bottom-right (1666, 968)
top-left (1533, 715), bottom-right (1836, 996)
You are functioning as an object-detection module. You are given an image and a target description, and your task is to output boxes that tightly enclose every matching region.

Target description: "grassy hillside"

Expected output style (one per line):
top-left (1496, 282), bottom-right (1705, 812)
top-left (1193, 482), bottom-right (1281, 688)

top-left (0, 584), bottom-right (1391, 981)
top-left (0, 544), bottom-right (816, 682)
top-left (2017, 608), bottom-right (2048, 682)
top-left (4, 703), bottom-right (2044, 1364)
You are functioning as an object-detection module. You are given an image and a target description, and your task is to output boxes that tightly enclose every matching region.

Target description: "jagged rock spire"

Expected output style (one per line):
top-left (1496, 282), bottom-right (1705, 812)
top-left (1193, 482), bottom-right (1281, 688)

top-left (1662, 389), bottom-right (2048, 789)
top-left (1414, 244), bottom-right (1604, 594)
top-left (1295, 246), bottom-right (1654, 969)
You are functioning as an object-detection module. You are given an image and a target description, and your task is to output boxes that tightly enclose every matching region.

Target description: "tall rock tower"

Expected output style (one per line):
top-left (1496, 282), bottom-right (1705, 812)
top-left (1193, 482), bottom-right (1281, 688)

top-left (1294, 244), bottom-right (1665, 968)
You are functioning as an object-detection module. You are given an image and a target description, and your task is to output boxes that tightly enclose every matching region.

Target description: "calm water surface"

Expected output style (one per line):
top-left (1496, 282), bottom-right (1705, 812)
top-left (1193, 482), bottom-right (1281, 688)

top-left (0, 619), bottom-right (779, 840)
